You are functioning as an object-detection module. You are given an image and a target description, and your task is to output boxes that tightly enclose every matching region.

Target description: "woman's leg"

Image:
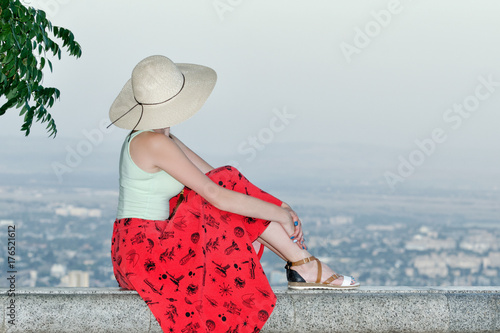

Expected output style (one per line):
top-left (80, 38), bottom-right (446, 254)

top-left (203, 166), bottom-right (355, 285)
top-left (256, 237), bottom-right (287, 261)
top-left (259, 221), bottom-right (355, 286)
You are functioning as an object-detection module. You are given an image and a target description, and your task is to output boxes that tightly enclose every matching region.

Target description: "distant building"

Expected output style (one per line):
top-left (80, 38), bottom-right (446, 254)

top-left (446, 253), bottom-right (482, 273)
top-left (55, 205), bottom-right (102, 218)
top-left (413, 253), bottom-right (448, 278)
top-left (460, 231), bottom-right (498, 254)
top-left (50, 264), bottom-right (66, 279)
top-left (405, 235), bottom-right (456, 251)
top-left (329, 216), bottom-right (353, 226)
top-left (0, 219), bottom-right (15, 226)
top-left (484, 252), bottom-right (500, 268)
top-left (61, 270), bottom-right (90, 287)
top-left (29, 270), bottom-right (38, 287)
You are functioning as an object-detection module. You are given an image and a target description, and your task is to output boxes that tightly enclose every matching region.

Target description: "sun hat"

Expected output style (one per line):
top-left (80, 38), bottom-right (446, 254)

top-left (109, 55), bottom-right (217, 130)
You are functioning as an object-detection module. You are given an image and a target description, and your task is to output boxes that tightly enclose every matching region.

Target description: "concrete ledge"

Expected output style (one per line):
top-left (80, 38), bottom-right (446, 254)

top-left (1, 287), bottom-right (499, 332)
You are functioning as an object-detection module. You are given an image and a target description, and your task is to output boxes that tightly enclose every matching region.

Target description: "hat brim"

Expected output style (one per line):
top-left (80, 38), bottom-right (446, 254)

top-left (109, 63), bottom-right (217, 130)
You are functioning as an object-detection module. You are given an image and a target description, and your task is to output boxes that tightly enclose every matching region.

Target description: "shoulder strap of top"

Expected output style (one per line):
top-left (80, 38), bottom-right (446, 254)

top-left (127, 129), bottom-right (154, 142)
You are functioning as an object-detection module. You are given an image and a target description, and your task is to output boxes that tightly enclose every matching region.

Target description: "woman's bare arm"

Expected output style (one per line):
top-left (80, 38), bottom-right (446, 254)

top-left (169, 133), bottom-right (214, 174)
top-left (138, 132), bottom-right (293, 228)
top-left (131, 131), bottom-right (304, 246)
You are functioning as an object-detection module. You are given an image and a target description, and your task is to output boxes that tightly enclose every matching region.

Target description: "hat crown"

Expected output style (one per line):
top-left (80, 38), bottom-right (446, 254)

top-left (131, 55), bottom-right (184, 104)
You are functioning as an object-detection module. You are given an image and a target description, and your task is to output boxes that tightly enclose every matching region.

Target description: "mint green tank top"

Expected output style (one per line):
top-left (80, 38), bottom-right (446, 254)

top-left (116, 130), bottom-right (185, 220)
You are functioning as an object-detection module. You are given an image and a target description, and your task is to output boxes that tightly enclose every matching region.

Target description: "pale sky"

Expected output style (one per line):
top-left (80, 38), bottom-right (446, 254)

top-left (2, 0), bottom-right (499, 187)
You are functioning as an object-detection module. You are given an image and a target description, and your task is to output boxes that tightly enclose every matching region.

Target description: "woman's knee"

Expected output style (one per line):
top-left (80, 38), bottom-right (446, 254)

top-left (207, 165), bottom-right (241, 177)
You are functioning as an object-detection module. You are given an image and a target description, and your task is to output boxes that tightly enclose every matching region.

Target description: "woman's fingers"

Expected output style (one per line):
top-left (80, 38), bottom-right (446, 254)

top-left (284, 206), bottom-right (306, 249)
top-left (290, 221), bottom-right (300, 237)
top-left (295, 220), bottom-right (307, 249)
top-left (290, 221), bottom-right (305, 249)
top-left (296, 229), bottom-right (304, 248)
top-left (290, 224), bottom-right (300, 242)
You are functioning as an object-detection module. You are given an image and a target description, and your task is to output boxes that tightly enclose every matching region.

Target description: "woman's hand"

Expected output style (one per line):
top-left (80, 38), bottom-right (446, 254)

top-left (281, 202), bottom-right (307, 250)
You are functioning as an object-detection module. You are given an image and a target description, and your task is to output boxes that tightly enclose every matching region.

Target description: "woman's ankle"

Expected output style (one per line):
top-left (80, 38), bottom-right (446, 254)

top-left (290, 259), bottom-right (320, 282)
top-left (289, 257), bottom-right (342, 285)
top-left (286, 250), bottom-right (312, 263)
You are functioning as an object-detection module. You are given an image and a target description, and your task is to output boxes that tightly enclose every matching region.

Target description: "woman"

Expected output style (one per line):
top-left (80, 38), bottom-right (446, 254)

top-left (109, 55), bottom-right (359, 333)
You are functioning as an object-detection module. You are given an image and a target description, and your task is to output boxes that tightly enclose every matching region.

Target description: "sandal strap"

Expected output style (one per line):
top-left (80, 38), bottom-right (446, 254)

top-left (285, 256), bottom-right (322, 284)
top-left (286, 257), bottom-right (351, 286)
top-left (287, 256), bottom-right (318, 267)
top-left (323, 273), bottom-right (341, 285)
top-left (316, 259), bottom-right (322, 284)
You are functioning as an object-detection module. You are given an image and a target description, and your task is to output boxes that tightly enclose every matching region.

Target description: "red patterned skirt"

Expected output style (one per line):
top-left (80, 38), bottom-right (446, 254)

top-left (111, 166), bottom-right (282, 332)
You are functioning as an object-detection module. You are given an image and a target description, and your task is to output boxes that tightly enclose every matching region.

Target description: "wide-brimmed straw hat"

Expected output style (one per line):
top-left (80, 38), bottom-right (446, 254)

top-left (109, 55), bottom-right (217, 130)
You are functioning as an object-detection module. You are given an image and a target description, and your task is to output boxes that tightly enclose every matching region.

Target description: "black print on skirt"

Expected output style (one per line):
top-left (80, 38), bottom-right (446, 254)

top-left (111, 166), bottom-right (282, 333)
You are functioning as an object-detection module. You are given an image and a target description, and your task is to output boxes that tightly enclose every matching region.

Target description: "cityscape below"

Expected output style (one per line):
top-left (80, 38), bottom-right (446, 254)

top-left (1, 170), bottom-right (498, 289)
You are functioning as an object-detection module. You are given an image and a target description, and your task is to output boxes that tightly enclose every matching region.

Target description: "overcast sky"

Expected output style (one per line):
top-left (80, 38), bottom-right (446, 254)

top-left (2, 0), bottom-right (499, 188)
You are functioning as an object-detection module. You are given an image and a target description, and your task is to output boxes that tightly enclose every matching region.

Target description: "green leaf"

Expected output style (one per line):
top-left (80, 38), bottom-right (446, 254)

top-left (19, 105), bottom-right (27, 116)
top-left (5, 51), bottom-right (14, 64)
top-left (19, 63), bottom-right (26, 77)
top-left (36, 68), bottom-right (42, 82)
top-left (0, 98), bottom-right (17, 116)
top-left (1, 0), bottom-right (81, 137)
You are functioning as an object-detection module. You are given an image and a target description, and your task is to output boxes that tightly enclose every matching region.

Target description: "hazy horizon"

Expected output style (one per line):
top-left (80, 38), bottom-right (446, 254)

top-left (1, 0), bottom-right (499, 192)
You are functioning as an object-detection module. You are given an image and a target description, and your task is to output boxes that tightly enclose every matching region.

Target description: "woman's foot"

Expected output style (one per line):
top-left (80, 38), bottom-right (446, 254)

top-left (286, 256), bottom-right (359, 289)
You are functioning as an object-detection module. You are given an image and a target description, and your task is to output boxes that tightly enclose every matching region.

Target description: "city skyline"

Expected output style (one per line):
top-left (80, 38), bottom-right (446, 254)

top-left (0, 181), bottom-right (498, 289)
